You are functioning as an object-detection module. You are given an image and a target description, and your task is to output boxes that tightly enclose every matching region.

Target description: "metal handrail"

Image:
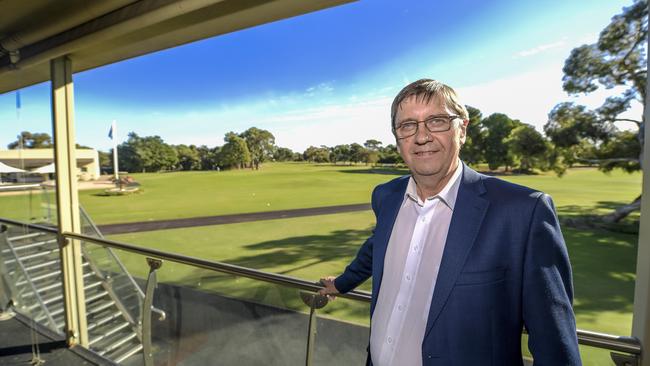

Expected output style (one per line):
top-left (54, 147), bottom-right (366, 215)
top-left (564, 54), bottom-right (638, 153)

top-left (79, 206), bottom-right (166, 321)
top-left (62, 231), bottom-right (372, 302)
top-left (0, 216), bottom-right (642, 355)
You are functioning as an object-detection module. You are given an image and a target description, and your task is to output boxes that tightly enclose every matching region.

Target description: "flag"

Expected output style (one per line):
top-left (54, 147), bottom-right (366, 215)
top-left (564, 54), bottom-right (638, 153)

top-left (15, 90), bottom-right (21, 109)
top-left (108, 120), bottom-right (116, 140)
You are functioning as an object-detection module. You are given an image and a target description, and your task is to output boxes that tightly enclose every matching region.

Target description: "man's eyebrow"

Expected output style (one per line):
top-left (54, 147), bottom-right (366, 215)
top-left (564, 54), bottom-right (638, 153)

top-left (398, 114), bottom-right (443, 123)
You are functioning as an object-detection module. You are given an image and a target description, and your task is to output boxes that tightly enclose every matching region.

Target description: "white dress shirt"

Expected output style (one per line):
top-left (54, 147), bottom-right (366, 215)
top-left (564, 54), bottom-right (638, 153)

top-left (370, 163), bottom-right (462, 366)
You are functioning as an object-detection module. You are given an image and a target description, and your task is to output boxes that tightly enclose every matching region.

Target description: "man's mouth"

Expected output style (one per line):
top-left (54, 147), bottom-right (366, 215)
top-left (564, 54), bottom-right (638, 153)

top-left (413, 150), bottom-right (438, 156)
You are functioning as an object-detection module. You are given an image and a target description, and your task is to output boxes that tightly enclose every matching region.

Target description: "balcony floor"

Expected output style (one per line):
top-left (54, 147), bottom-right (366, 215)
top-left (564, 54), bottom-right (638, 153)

top-left (0, 310), bottom-right (113, 366)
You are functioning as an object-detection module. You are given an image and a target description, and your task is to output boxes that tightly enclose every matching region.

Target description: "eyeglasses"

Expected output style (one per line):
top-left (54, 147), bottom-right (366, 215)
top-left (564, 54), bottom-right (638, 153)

top-left (393, 115), bottom-right (460, 139)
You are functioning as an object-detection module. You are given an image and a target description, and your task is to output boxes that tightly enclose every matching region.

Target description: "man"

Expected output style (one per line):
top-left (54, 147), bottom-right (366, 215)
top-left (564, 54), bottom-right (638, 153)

top-left (319, 79), bottom-right (581, 365)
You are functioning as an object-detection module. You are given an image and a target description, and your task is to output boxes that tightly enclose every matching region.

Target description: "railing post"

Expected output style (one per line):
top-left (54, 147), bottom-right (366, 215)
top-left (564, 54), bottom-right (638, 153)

top-left (300, 292), bottom-right (329, 366)
top-left (142, 257), bottom-right (162, 366)
top-left (51, 56), bottom-right (88, 347)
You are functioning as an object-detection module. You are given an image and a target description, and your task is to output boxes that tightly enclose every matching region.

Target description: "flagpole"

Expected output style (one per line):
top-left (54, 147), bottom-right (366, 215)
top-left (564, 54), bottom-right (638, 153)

top-left (111, 120), bottom-right (119, 181)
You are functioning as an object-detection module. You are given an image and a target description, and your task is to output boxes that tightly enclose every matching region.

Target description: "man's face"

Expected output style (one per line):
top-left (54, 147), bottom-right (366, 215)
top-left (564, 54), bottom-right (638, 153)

top-left (394, 96), bottom-right (467, 179)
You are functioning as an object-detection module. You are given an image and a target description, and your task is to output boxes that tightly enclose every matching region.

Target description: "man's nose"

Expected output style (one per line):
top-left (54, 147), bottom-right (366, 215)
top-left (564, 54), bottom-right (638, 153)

top-left (414, 122), bottom-right (431, 144)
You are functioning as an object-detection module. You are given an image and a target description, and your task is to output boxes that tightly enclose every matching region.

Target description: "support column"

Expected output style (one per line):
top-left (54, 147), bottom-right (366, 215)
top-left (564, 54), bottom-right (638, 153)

top-left (632, 30), bottom-right (650, 366)
top-left (51, 56), bottom-right (88, 347)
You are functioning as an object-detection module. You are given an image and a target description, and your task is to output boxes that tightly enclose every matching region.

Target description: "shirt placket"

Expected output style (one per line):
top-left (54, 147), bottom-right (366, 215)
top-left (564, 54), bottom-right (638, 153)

top-left (380, 199), bottom-right (437, 365)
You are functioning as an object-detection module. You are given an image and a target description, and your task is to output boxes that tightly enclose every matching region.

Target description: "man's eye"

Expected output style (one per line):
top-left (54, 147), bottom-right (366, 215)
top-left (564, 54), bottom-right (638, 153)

top-left (428, 118), bottom-right (447, 125)
top-left (400, 123), bottom-right (417, 130)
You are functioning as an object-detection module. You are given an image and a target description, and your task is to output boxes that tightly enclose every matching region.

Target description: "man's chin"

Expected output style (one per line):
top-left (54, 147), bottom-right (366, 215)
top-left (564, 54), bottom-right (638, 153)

top-left (411, 167), bottom-right (444, 177)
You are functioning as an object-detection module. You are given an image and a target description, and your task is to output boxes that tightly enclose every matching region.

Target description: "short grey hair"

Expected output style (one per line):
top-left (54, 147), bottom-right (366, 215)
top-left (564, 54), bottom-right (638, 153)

top-left (391, 79), bottom-right (469, 131)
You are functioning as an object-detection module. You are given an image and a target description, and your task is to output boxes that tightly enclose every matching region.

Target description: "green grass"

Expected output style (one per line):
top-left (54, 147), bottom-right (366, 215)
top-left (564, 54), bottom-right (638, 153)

top-left (79, 163), bottom-right (403, 224)
top-left (1, 163), bottom-right (641, 225)
top-left (75, 163), bottom-right (649, 227)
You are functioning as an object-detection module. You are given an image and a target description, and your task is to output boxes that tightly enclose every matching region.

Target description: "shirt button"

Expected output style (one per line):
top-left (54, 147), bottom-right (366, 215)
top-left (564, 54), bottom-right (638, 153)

top-left (406, 274), bottom-right (411, 281)
top-left (421, 216), bottom-right (426, 222)
top-left (398, 304), bottom-right (404, 311)
top-left (414, 246), bottom-right (419, 252)
top-left (387, 337), bottom-right (393, 344)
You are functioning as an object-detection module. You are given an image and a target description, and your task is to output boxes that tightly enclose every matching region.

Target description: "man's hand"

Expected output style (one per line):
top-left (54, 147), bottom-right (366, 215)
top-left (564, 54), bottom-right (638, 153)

top-left (318, 276), bottom-right (339, 299)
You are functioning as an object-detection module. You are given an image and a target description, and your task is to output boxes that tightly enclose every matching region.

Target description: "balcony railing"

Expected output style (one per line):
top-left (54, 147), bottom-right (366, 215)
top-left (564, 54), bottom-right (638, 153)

top-left (0, 216), bottom-right (642, 365)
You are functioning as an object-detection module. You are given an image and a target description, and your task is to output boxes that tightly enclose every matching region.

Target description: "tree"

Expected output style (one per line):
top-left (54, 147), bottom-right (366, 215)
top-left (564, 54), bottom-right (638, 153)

top-left (361, 139), bottom-right (382, 165)
top-left (378, 144), bottom-right (403, 164)
top-left (482, 113), bottom-right (521, 171)
top-left (7, 131), bottom-right (52, 149)
top-left (219, 132), bottom-right (251, 169)
top-left (363, 139), bottom-right (383, 151)
top-left (303, 146), bottom-right (330, 163)
top-left (546, 0), bottom-right (647, 222)
top-left (349, 143), bottom-right (366, 164)
top-left (460, 106), bottom-right (485, 165)
top-left (240, 127), bottom-right (275, 170)
top-left (507, 124), bottom-right (549, 173)
top-left (273, 147), bottom-right (295, 162)
top-left (118, 132), bottom-right (178, 172)
top-left (175, 144), bottom-right (200, 171)
top-left (331, 144), bottom-right (352, 164)
top-left (196, 145), bottom-right (218, 170)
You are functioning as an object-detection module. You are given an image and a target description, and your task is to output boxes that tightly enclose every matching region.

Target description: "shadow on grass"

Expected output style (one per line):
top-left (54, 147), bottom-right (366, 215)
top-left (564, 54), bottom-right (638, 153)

top-left (229, 228), bottom-right (372, 274)
top-left (564, 227), bottom-right (637, 318)
top-left (337, 168), bottom-right (409, 175)
top-left (557, 204), bottom-right (639, 234)
top-left (166, 228), bottom-right (375, 325)
top-left (558, 201), bottom-right (639, 214)
top-left (165, 228), bottom-right (374, 321)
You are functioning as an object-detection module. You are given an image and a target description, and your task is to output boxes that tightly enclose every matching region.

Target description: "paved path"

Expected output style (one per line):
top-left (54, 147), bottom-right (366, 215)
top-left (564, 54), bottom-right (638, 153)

top-left (98, 203), bottom-right (371, 235)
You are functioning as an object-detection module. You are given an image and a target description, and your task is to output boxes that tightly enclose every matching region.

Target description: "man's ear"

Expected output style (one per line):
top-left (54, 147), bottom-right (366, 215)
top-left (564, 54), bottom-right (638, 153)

top-left (459, 119), bottom-right (469, 144)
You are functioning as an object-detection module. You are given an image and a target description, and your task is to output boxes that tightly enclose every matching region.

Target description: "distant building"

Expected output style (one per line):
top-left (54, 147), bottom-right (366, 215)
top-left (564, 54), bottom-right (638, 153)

top-left (0, 149), bottom-right (100, 180)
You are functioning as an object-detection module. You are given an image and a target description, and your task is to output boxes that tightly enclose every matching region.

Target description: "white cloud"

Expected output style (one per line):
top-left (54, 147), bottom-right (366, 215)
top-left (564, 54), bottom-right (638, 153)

top-left (515, 40), bottom-right (566, 58)
top-left (305, 81), bottom-right (335, 97)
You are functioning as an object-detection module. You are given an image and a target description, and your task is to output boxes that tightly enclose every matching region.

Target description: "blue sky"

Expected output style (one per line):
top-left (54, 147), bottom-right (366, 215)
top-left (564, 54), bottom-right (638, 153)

top-left (0, 0), bottom-right (641, 152)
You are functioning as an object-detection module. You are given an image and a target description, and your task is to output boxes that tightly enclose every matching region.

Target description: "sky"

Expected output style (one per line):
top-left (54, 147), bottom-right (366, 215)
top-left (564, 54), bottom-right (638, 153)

top-left (0, 0), bottom-right (643, 153)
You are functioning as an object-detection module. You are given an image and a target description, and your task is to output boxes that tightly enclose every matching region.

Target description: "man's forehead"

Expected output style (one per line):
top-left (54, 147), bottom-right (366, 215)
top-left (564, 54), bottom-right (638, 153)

top-left (397, 94), bottom-right (448, 115)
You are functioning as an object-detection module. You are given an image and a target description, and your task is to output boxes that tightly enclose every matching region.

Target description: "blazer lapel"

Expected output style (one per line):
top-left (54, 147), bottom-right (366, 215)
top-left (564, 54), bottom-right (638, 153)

top-left (424, 165), bottom-right (489, 337)
top-left (371, 177), bottom-right (408, 313)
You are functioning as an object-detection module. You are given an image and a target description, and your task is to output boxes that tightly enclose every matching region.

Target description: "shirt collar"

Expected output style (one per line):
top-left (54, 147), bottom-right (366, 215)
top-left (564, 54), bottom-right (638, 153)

top-left (405, 160), bottom-right (463, 210)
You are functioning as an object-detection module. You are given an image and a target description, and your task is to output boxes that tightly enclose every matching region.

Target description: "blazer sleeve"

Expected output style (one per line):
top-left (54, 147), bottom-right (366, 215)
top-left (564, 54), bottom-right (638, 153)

top-left (523, 193), bottom-right (582, 365)
top-left (334, 185), bottom-right (381, 294)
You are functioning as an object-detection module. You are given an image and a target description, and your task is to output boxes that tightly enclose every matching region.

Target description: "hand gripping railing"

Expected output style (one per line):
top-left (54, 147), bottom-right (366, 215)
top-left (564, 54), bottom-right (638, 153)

top-left (0, 217), bottom-right (642, 365)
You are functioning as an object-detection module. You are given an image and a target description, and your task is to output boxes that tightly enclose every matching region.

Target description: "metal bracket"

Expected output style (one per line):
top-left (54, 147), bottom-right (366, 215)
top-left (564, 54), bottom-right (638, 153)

top-left (611, 352), bottom-right (639, 366)
top-left (146, 257), bottom-right (162, 270)
top-left (58, 236), bottom-right (70, 248)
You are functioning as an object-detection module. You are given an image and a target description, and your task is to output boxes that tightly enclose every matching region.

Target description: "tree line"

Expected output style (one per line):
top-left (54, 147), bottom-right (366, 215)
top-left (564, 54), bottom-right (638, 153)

top-left (112, 127), bottom-right (278, 172)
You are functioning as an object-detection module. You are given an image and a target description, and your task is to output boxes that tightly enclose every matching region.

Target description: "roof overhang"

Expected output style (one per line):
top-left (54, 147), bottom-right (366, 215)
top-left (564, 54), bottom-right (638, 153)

top-left (0, 0), bottom-right (355, 94)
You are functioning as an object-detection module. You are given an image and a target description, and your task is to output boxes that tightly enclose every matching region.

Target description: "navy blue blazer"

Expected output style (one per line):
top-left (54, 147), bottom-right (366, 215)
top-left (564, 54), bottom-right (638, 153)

top-left (334, 164), bottom-right (581, 365)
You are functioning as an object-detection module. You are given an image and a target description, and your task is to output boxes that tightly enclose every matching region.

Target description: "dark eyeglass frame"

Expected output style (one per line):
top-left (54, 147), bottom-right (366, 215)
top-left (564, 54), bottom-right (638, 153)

top-left (393, 114), bottom-right (461, 139)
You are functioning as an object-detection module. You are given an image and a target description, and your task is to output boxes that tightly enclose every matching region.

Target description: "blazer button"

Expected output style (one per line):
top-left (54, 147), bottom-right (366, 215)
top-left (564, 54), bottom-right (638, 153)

top-left (427, 355), bottom-right (432, 359)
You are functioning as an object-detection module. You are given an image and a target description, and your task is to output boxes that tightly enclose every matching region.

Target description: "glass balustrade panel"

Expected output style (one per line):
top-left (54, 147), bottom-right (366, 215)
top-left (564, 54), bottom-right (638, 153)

top-left (0, 223), bottom-right (64, 334)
